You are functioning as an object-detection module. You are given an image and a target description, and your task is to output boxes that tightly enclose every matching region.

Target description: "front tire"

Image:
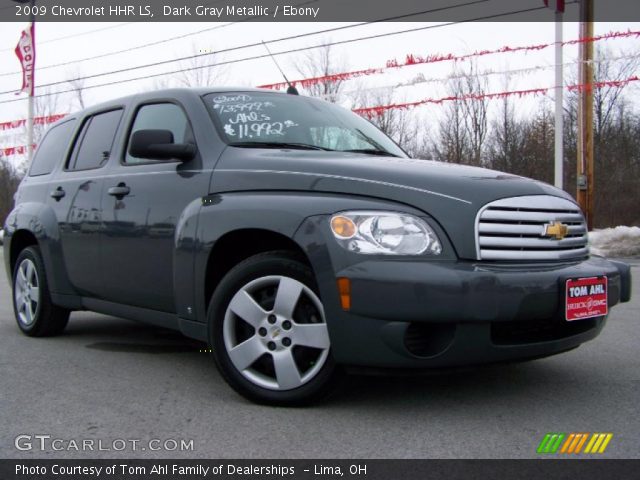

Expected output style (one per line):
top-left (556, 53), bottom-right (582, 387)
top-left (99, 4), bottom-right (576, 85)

top-left (208, 251), bottom-right (340, 406)
top-left (12, 246), bottom-right (70, 337)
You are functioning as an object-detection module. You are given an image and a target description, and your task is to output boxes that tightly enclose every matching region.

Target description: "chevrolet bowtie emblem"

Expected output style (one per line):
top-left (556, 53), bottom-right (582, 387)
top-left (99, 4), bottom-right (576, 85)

top-left (543, 221), bottom-right (569, 240)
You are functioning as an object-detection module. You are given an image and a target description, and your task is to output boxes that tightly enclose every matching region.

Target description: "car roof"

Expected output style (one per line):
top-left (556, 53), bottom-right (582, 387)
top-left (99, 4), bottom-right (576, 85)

top-left (50, 87), bottom-right (290, 128)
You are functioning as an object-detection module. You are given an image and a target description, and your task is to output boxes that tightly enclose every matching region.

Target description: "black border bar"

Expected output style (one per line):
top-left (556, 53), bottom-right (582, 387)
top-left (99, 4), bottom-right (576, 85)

top-left (2, 459), bottom-right (640, 480)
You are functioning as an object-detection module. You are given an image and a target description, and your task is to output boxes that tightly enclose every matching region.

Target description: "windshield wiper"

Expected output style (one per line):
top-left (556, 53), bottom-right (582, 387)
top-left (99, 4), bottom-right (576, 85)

top-left (228, 141), bottom-right (334, 151)
top-left (341, 148), bottom-right (400, 157)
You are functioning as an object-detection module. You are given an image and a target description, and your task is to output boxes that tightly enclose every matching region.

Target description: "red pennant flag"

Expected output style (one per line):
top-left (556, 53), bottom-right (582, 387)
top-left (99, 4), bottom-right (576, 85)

top-left (15, 24), bottom-right (36, 96)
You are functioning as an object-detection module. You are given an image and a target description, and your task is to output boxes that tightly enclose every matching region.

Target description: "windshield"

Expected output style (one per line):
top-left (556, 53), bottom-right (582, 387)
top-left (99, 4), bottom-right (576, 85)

top-left (204, 91), bottom-right (407, 157)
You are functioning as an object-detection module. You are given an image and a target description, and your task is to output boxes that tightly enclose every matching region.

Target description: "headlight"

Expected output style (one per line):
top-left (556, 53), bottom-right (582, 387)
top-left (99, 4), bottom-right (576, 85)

top-left (330, 211), bottom-right (442, 255)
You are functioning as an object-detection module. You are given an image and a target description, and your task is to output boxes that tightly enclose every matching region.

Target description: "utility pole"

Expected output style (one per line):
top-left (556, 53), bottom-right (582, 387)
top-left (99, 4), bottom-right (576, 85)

top-left (27, 0), bottom-right (36, 166)
top-left (576, 0), bottom-right (594, 228)
top-left (27, 0), bottom-right (35, 165)
top-left (13, 0), bottom-right (35, 165)
top-left (553, 5), bottom-right (564, 190)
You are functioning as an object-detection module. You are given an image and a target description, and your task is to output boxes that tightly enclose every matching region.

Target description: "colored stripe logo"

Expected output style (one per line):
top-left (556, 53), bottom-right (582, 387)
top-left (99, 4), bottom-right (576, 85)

top-left (537, 433), bottom-right (613, 454)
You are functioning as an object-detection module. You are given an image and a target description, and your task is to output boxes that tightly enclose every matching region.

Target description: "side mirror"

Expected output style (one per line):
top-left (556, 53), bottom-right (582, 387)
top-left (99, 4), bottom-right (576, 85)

top-left (128, 129), bottom-right (196, 162)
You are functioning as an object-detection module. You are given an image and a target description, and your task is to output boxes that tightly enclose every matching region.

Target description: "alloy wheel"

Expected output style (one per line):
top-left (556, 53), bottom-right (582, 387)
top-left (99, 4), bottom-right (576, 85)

top-left (14, 258), bottom-right (40, 327)
top-left (222, 275), bottom-right (330, 391)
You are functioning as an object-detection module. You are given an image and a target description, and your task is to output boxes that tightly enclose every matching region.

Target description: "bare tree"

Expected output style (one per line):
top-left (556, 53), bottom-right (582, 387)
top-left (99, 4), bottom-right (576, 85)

top-left (520, 103), bottom-right (554, 184)
top-left (592, 47), bottom-right (640, 140)
top-left (0, 156), bottom-right (21, 225)
top-left (589, 47), bottom-right (640, 227)
top-left (155, 43), bottom-right (228, 89)
top-left (66, 68), bottom-right (86, 110)
top-left (354, 88), bottom-right (421, 155)
top-left (0, 89), bottom-right (64, 218)
top-left (432, 61), bottom-right (489, 166)
top-left (487, 78), bottom-right (526, 173)
top-left (32, 88), bottom-right (63, 146)
top-left (433, 84), bottom-right (468, 164)
top-left (459, 62), bottom-right (489, 166)
top-left (292, 41), bottom-right (348, 103)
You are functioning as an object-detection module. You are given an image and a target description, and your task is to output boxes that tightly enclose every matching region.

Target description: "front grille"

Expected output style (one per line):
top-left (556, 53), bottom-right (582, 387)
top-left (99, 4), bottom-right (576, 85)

top-left (476, 195), bottom-right (589, 261)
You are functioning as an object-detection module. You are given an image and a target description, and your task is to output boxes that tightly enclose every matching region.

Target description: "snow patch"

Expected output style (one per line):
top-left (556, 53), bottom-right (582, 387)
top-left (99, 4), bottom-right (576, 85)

top-left (589, 226), bottom-right (640, 258)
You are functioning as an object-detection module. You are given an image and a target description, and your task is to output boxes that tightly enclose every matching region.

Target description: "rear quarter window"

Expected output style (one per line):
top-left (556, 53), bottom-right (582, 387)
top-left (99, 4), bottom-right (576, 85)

top-left (29, 119), bottom-right (75, 176)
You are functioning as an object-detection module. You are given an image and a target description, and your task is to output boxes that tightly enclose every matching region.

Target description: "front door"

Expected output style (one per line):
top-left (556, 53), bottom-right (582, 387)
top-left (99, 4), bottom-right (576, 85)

top-left (100, 102), bottom-right (209, 313)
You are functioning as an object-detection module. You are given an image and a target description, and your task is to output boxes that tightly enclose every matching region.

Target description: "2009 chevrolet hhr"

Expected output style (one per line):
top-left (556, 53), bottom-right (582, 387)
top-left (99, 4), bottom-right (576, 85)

top-left (4, 88), bottom-right (632, 405)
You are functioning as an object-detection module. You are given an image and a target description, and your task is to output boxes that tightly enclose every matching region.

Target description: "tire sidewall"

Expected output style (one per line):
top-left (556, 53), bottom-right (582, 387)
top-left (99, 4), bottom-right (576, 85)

top-left (208, 253), bottom-right (337, 406)
top-left (12, 247), bottom-right (44, 335)
top-left (12, 245), bottom-right (68, 337)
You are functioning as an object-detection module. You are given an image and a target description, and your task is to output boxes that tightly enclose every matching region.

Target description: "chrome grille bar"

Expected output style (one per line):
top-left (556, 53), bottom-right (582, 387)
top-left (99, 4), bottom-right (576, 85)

top-left (475, 195), bottom-right (590, 261)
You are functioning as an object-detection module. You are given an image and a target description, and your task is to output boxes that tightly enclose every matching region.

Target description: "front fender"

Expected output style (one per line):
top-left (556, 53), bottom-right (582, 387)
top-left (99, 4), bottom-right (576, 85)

top-left (181, 191), bottom-right (427, 323)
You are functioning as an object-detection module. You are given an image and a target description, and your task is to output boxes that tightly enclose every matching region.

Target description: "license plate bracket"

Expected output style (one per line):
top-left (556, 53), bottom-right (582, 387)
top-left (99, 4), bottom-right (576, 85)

top-left (565, 276), bottom-right (608, 321)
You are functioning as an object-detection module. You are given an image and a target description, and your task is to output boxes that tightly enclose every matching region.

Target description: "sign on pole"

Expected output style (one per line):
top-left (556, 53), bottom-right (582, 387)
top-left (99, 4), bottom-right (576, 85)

top-left (15, 24), bottom-right (36, 96)
top-left (14, 22), bottom-right (36, 165)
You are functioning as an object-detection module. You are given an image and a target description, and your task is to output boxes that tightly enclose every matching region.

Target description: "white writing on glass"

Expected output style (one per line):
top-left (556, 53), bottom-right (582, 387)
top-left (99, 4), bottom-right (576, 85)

top-left (212, 94), bottom-right (252, 104)
top-left (214, 101), bottom-right (275, 113)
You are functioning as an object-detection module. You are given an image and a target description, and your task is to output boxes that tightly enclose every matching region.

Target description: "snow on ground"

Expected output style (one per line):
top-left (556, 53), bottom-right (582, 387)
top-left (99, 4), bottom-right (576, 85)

top-left (589, 226), bottom-right (640, 258)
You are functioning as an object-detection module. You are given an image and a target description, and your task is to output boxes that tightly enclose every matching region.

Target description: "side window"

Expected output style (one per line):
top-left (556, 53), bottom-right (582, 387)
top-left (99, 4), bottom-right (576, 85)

top-left (29, 120), bottom-right (76, 176)
top-left (125, 103), bottom-right (193, 165)
top-left (67, 109), bottom-right (123, 171)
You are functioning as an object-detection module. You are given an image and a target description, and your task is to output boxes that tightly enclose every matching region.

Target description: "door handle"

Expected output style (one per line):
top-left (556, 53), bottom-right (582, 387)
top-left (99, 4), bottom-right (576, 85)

top-left (108, 183), bottom-right (130, 198)
top-left (50, 186), bottom-right (65, 201)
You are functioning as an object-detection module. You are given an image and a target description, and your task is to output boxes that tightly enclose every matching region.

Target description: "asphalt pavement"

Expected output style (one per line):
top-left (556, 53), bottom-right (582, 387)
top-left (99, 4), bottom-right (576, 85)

top-left (1, 250), bottom-right (638, 459)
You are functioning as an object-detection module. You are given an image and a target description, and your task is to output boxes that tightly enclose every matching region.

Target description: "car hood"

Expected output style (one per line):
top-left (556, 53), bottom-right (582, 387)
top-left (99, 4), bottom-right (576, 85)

top-left (211, 149), bottom-right (577, 259)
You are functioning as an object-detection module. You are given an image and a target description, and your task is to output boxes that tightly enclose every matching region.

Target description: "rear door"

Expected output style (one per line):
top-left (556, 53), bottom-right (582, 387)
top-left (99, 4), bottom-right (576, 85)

top-left (17, 119), bottom-right (76, 295)
top-left (47, 108), bottom-right (124, 297)
top-left (99, 101), bottom-right (210, 313)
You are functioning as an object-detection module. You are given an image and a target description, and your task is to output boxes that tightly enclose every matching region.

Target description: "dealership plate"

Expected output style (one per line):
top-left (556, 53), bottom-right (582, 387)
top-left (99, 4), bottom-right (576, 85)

top-left (565, 276), bottom-right (608, 321)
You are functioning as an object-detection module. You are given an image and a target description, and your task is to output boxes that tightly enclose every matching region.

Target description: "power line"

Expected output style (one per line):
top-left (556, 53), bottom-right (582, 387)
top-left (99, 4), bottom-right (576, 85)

top-left (0, 23), bottom-right (135, 53)
top-left (0, 0), bottom-right (490, 85)
top-left (3, 51), bottom-right (637, 126)
top-left (0, 22), bottom-right (239, 78)
top-left (0, 0), bottom-right (270, 76)
top-left (315, 53), bottom-right (640, 99)
top-left (0, 3), bottom-right (570, 105)
top-left (353, 76), bottom-right (640, 117)
top-left (259, 27), bottom-right (637, 91)
top-left (0, 0), bottom-right (232, 54)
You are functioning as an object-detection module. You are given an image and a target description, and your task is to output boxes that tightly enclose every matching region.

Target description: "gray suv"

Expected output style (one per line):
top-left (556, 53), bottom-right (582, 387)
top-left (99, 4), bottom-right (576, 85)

top-left (3, 88), bottom-right (632, 405)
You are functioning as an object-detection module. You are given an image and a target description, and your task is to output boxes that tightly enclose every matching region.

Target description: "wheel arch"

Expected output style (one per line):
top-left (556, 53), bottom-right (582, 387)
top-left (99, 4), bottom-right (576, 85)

top-left (9, 229), bottom-right (38, 275)
top-left (4, 202), bottom-right (77, 297)
top-left (180, 191), bottom-right (425, 324)
top-left (203, 228), bottom-right (312, 317)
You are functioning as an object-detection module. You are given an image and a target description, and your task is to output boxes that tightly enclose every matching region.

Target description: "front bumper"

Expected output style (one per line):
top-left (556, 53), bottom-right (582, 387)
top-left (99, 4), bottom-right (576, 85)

top-left (295, 218), bottom-right (632, 368)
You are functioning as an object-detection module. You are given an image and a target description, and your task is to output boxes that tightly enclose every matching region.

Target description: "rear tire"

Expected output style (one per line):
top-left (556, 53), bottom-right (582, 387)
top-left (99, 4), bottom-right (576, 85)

top-left (12, 246), bottom-right (70, 337)
top-left (208, 251), bottom-right (341, 406)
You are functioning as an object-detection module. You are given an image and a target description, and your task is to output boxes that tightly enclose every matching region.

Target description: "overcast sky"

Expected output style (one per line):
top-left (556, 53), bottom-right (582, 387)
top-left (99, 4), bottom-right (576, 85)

top-left (0, 18), bottom-right (638, 154)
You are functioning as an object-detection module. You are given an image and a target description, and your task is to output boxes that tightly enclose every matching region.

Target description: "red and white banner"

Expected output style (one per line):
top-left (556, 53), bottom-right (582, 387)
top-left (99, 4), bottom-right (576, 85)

top-left (0, 114), bottom-right (66, 132)
top-left (259, 29), bottom-right (640, 91)
top-left (15, 24), bottom-right (36, 96)
top-left (1, 145), bottom-right (35, 157)
top-left (353, 76), bottom-right (640, 118)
